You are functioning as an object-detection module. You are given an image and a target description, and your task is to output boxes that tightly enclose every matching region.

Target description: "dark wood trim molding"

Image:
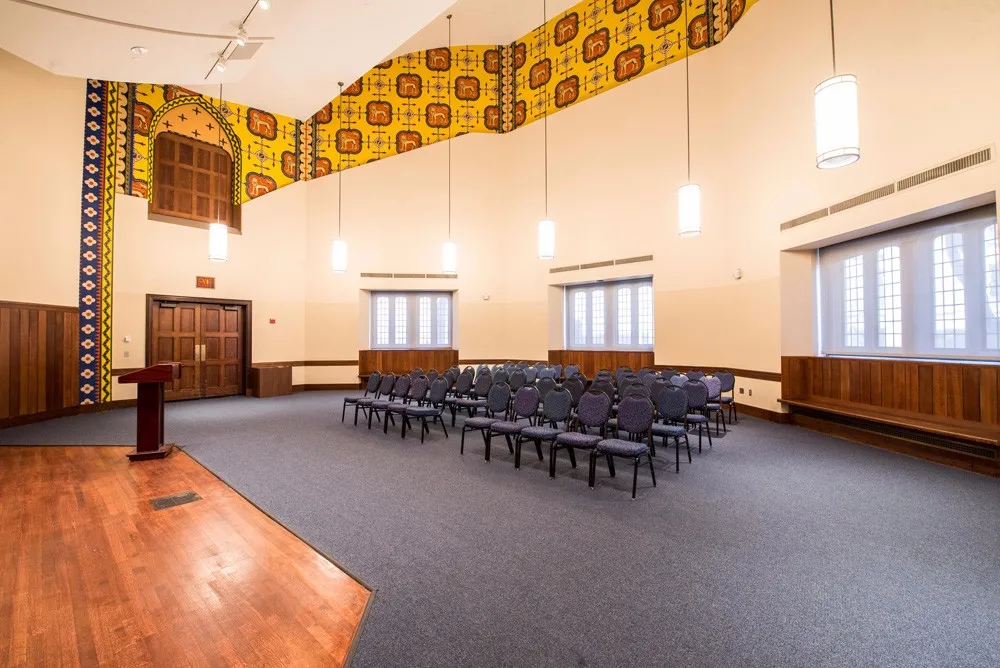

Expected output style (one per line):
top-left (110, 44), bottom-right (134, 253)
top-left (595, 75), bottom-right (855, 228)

top-left (252, 360), bottom-right (358, 368)
top-left (111, 367), bottom-right (143, 377)
top-left (0, 300), bottom-right (77, 313)
top-left (0, 399), bottom-right (138, 430)
top-left (291, 383), bottom-right (359, 392)
top-left (737, 404), bottom-right (790, 423)
top-left (457, 359), bottom-right (548, 366)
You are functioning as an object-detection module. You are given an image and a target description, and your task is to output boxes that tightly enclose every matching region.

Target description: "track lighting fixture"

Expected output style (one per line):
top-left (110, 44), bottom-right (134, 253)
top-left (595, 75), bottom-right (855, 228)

top-left (257, 0), bottom-right (270, 9)
top-left (236, 28), bottom-right (248, 47)
top-left (215, 57), bottom-right (227, 73)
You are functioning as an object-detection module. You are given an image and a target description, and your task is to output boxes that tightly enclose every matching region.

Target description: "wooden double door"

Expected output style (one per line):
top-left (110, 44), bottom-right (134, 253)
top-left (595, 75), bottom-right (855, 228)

top-left (150, 299), bottom-right (246, 401)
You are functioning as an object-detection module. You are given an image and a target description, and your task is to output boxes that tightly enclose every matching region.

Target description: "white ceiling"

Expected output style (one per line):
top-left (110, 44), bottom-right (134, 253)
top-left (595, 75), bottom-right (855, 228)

top-left (390, 0), bottom-right (578, 58)
top-left (0, 0), bottom-right (457, 119)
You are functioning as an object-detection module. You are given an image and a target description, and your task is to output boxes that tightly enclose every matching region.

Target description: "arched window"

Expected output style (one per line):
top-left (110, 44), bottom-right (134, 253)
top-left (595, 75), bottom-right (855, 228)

top-left (151, 132), bottom-right (240, 230)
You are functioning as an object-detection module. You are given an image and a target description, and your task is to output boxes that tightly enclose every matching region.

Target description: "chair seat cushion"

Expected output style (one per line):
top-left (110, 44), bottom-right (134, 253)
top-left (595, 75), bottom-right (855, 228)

top-left (343, 396), bottom-right (363, 405)
top-left (521, 426), bottom-right (562, 441)
top-left (554, 432), bottom-right (602, 448)
top-left (387, 402), bottom-right (410, 413)
top-left (355, 397), bottom-right (376, 406)
top-left (443, 397), bottom-right (460, 405)
top-left (597, 438), bottom-right (648, 457)
top-left (455, 398), bottom-right (488, 408)
top-left (407, 406), bottom-right (439, 417)
top-left (464, 417), bottom-right (499, 429)
top-left (720, 397), bottom-right (734, 404)
top-left (687, 413), bottom-right (708, 423)
top-left (490, 421), bottom-right (526, 435)
top-left (372, 400), bottom-right (392, 409)
top-left (652, 423), bottom-right (686, 437)
top-left (706, 403), bottom-right (721, 410)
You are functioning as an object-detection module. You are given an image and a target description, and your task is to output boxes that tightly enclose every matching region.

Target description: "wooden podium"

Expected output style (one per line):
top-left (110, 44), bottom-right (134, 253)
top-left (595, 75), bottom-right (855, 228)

top-left (118, 364), bottom-right (179, 461)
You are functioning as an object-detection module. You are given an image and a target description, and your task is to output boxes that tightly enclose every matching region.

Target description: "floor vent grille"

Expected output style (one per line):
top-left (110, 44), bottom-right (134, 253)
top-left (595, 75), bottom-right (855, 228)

top-left (150, 491), bottom-right (202, 511)
top-left (797, 408), bottom-right (997, 460)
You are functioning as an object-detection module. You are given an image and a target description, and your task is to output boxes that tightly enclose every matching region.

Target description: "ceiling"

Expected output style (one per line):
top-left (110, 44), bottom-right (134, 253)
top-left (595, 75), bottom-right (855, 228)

top-left (0, 0), bottom-right (581, 119)
top-left (0, 0), bottom-right (456, 119)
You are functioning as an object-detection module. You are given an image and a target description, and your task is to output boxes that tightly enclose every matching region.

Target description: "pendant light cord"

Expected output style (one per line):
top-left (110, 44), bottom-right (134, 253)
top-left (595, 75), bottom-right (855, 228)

top-left (218, 83), bottom-right (224, 224)
top-left (542, 0), bottom-right (548, 218)
top-left (447, 14), bottom-right (453, 240)
top-left (828, 0), bottom-right (838, 73)
top-left (337, 81), bottom-right (343, 237)
top-left (683, 0), bottom-right (691, 182)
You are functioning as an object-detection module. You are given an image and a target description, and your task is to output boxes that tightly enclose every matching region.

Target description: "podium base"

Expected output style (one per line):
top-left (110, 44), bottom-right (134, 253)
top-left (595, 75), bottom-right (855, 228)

top-left (127, 444), bottom-right (175, 461)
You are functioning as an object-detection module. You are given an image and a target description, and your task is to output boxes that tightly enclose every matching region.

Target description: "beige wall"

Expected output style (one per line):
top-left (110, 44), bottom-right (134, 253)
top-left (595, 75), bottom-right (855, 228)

top-left (9, 0), bottom-right (1000, 411)
top-left (0, 51), bottom-right (84, 307)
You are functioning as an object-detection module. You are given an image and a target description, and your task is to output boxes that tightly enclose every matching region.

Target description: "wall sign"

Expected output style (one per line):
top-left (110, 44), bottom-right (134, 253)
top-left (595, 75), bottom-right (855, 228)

top-left (196, 276), bottom-right (216, 289)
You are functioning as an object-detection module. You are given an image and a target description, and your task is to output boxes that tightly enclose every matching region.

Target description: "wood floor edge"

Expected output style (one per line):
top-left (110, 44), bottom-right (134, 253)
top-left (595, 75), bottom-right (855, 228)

top-left (177, 448), bottom-right (376, 594)
top-left (343, 588), bottom-right (377, 668)
top-left (0, 399), bottom-right (138, 429)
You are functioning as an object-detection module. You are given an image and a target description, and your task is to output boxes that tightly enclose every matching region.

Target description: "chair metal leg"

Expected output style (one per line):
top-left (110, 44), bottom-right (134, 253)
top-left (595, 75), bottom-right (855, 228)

top-left (383, 411), bottom-right (391, 434)
top-left (439, 417), bottom-right (448, 438)
top-left (588, 451), bottom-right (597, 488)
top-left (675, 436), bottom-right (680, 473)
top-left (685, 432), bottom-right (692, 462)
top-left (567, 447), bottom-right (577, 468)
top-left (505, 434), bottom-right (514, 454)
top-left (632, 457), bottom-right (639, 499)
top-left (607, 454), bottom-right (615, 477)
top-left (420, 418), bottom-right (426, 443)
top-left (401, 415), bottom-right (408, 438)
top-left (341, 401), bottom-right (347, 422)
top-left (648, 452), bottom-right (656, 487)
top-left (534, 438), bottom-right (543, 461)
top-left (450, 406), bottom-right (457, 427)
top-left (461, 427), bottom-right (467, 454)
top-left (354, 404), bottom-right (361, 426)
top-left (549, 443), bottom-right (557, 477)
top-left (514, 435), bottom-right (522, 469)
top-left (485, 431), bottom-right (492, 461)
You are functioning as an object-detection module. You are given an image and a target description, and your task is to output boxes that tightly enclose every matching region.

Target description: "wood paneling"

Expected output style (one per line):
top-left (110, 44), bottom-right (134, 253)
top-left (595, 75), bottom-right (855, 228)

top-left (151, 131), bottom-right (239, 230)
top-left (251, 366), bottom-right (293, 398)
top-left (547, 350), bottom-right (654, 378)
top-left (0, 301), bottom-right (79, 421)
top-left (0, 446), bottom-right (370, 666)
top-left (782, 356), bottom-right (1000, 426)
top-left (358, 349), bottom-right (458, 376)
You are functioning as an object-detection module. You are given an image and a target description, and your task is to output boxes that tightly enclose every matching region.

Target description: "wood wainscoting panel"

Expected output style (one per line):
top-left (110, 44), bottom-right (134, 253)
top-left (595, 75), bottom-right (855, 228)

top-left (547, 350), bottom-right (655, 378)
top-left (781, 356), bottom-right (1000, 425)
top-left (0, 301), bottom-right (80, 420)
top-left (358, 349), bottom-right (459, 376)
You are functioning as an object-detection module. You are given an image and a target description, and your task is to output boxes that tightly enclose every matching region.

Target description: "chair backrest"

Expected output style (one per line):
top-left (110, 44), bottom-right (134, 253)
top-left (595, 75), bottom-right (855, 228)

top-left (509, 368), bottom-right (527, 391)
top-left (551, 364), bottom-right (563, 378)
top-left (444, 369), bottom-right (457, 388)
top-left (577, 390), bottom-right (611, 429)
top-left (641, 373), bottom-right (657, 390)
top-left (624, 384), bottom-right (651, 399)
top-left (542, 387), bottom-right (573, 423)
top-left (524, 367), bottom-right (537, 383)
top-left (407, 376), bottom-right (429, 401)
top-left (564, 364), bottom-right (580, 379)
top-left (477, 364), bottom-right (490, 378)
top-left (426, 369), bottom-right (439, 384)
top-left (562, 376), bottom-right (585, 405)
top-left (590, 380), bottom-right (616, 406)
top-left (410, 368), bottom-right (423, 379)
top-left (534, 362), bottom-right (547, 371)
top-left (655, 384), bottom-right (688, 421)
top-left (650, 377), bottom-right (671, 407)
top-left (516, 361), bottom-right (529, 370)
top-left (618, 376), bottom-right (638, 394)
top-left (683, 380), bottom-right (709, 410)
top-left (486, 382), bottom-right (511, 416)
top-left (702, 375), bottom-right (722, 401)
top-left (538, 368), bottom-right (556, 379)
top-left (669, 374), bottom-right (689, 387)
top-left (427, 377), bottom-right (450, 405)
top-left (365, 371), bottom-right (382, 394)
top-left (376, 373), bottom-right (396, 396)
top-left (637, 367), bottom-right (655, 380)
top-left (617, 395), bottom-right (655, 438)
top-left (455, 371), bottom-right (474, 396)
top-left (473, 373), bottom-right (493, 398)
top-left (511, 386), bottom-right (540, 419)
top-left (494, 368), bottom-right (509, 384)
top-left (660, 369), bottom-right (678, 379)
top-left (615, 366), bottom-right (632, 384)
top-left (717, 371), bottom-right (736, 393)
top-left (572, 372), bottom-right (588, 383)
top-left (537, 376), bottom-right (557, 400)
top-left (391, 374), bottom-right (411, 398)
top-left (687, 370), bottom-right (705, 381)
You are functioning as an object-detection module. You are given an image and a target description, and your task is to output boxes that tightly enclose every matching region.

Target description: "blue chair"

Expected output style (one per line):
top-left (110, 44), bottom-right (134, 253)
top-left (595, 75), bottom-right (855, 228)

top-left (551, 390), bottom-right (610, 478)
top-left (702, 375), bottom-right (727, 435)
top-left (717, 370), bottom-right (738, 424)
top-left (386, 376), bottom-right (428, 433)
top-left (489, 386), bottom-right (540, 466)
top-left (461, 383), bottom-right (511, 456)
top-left (592, 395), bottom-right (656, 499)
top-left (368, 375), bottom-right (410, 430)
top-left (353, 373), bottom-right (394, 426)
top-left (687, 370), bottom-right (705, 381)
top-left (404, 376), bottom-right (450, 441)
top-left (342, 371), bottom-right (380, 422)
top-left (453, 373), bottom-right (492, 425)
top-left (520, 387), bottom-right (573, 472)
top-left (652, 384), bottom-right (691, 472)
top-left (682, 380), bottom-right (713, 451)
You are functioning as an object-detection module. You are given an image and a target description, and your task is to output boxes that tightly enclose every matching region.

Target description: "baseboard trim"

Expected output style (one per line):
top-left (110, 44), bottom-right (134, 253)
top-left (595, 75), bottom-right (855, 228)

top-left (0, 399), bottom-right (138, 430)
top-left (737, 403), bottom-right (790, 423)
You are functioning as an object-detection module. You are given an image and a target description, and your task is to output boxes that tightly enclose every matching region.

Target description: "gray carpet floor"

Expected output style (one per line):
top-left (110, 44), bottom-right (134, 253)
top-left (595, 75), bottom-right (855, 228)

top-left (3, 392), bottom-right (1000, 668)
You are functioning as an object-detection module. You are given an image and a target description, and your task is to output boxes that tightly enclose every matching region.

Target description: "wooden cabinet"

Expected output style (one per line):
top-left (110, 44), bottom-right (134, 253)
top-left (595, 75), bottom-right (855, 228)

top-left (251, 366), bottom-right (293, 398)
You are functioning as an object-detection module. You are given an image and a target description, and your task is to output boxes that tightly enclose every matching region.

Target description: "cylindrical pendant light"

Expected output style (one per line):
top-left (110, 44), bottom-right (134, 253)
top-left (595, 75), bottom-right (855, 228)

top-left (442, 14), bottom-right (457, 275)
top-left (677, 1), bottom-right (701, 237)
top-left (332, 82), bottom-right (348, 273)
top-left (210, 83), bottom-right (229, 261)
top-left (536, 0), bottom-right (556, 260)
top-left (814, 0), bottom-right (859, 169)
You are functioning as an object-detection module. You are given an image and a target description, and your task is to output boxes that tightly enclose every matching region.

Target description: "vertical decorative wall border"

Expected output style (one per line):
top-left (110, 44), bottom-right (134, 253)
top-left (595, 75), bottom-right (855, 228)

top-left (78, 79), bottom-right (118, 404)
top-left (499, 43), bottom-right (515, 133)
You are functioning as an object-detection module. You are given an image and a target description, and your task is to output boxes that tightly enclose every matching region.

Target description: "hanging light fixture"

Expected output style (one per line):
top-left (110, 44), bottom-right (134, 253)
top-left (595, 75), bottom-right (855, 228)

top-left (677, 1), bottom-right (701, 237)
top-left (441, 14), bottom-right (458, 275)
top-left (209, 83), bottom-right (229, 262)
top-left (814, 0), bottom-right (859, 169)
top-left (332, 82), bottom-right (348, 274)
top-left (536, 0), bottom-right (556, 260)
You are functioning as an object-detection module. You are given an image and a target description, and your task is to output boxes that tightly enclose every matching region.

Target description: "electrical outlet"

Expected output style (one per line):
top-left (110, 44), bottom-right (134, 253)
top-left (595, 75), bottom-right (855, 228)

top-left (739, 387), bottom-right (745, 395)
top-left (124, 351), bottom-right (129, 358)
top-left (748, 388), bottom-right (753, 397)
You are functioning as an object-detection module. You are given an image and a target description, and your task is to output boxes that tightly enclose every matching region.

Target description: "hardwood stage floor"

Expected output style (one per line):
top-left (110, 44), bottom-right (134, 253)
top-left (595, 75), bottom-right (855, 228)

top-left (0, 446), bottom-right (371, 667)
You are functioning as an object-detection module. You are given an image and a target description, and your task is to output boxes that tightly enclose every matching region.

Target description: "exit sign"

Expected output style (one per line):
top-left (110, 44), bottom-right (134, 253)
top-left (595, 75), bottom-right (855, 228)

top-left (196, 276), bottom-right (216, 289)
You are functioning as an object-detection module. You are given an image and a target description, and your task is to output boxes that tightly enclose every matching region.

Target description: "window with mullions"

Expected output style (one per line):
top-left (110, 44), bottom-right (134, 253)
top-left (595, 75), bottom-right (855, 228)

top-left (371, 292), bottom-right (453, 349)
top-left (565, 278), bottom-right (654, 351)
top-left (818, 205), bottom-right (998, 360)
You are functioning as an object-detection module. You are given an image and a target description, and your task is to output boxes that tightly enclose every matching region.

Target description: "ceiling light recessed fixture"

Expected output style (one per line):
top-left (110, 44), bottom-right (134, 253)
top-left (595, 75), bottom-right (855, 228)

top-left (257, 0), bottom-right (270, 9)
top-left (129, 45), bottom-right (147, 58)
top-left (235, 28), bottom-right (248, 47)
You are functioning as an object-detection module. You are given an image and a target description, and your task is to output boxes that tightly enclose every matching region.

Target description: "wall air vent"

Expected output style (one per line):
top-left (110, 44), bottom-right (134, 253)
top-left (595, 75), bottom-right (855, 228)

top-left (780, 208), bottom-right (829, 231)
top-left (828, 183), bottom-right (896, 215)
top-left (897, 147), bottom-right (993, 192)
top-left (579, 260), bottom-right (614, 270)
top-left (360, 272), bottom-right (458, 279)
top-left (550, 255), bottom-right (653, 274)
top-left (615, 254), bottom-right (654, 265)
top-left (550, 264), bottom-right (581, 274)
top-left (780, 146), bottom-right (995, 232)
